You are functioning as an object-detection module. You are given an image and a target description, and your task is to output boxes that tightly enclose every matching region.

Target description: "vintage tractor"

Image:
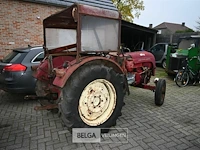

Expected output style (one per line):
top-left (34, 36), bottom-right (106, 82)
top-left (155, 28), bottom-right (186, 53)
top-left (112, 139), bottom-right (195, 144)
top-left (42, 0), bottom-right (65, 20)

top-left (28, 4), bottom-right (166, 131)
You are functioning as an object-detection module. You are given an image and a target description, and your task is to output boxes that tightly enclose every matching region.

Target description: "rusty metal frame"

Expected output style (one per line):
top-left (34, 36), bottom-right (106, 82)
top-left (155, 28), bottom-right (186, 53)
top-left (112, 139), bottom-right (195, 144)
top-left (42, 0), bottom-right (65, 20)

top-left (76, 5), bottom-right (81, 62)
top-left (53, 56), bottom-right (125, 88)
top-left (42, 3), bottom-right (122, 62)
top-left (78, 4), bottom-right (120, 20)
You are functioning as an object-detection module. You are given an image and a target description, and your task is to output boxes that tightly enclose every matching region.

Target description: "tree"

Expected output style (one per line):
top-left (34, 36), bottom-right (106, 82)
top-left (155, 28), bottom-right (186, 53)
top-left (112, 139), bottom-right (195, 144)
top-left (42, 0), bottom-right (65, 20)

top-left (196, 17), bottom-right (200, 31)
top-left (112, 0), bottom-right (144, 22)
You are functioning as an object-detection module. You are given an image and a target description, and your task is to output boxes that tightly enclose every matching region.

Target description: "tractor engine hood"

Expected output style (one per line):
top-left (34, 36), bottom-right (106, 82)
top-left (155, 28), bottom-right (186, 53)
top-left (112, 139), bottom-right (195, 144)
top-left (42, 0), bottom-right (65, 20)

top-left (125, 51), bottom-right (156, 67)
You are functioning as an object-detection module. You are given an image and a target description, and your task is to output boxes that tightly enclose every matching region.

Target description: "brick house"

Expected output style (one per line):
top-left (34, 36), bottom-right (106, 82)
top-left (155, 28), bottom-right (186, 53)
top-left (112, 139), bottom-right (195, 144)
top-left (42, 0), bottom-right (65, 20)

top-left (0, 0), bottom-right (116, 59)
top-left (0, 0), bottom-right (156, 59)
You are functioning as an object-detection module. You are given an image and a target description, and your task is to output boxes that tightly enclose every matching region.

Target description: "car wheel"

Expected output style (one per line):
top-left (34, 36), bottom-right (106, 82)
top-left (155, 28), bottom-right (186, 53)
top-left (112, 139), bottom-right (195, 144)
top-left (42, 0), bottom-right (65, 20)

top-left (162, 59), bottom-right (166, 69)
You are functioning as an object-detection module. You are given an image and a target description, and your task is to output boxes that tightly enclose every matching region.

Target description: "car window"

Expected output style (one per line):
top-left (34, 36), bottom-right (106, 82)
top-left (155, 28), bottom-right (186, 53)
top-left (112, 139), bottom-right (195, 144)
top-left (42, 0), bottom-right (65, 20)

top-left (159, 44), bottom-right (165, 52)
top-left (32, 52), bottom-right (44, 63)
top-left (2, 51), bottom-right (27, 63)
top-left (151, 44), bottom-right (165, 52)
top-left (150, 45), bottom-right (158, 53)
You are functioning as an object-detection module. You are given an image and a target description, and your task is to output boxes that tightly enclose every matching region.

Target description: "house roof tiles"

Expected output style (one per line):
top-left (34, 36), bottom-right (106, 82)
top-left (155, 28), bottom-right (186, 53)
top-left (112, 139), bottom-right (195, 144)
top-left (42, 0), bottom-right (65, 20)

top-left (23, 0), bottom-right (117, 11)
top-left (154, 22), bottom-right (192, 33)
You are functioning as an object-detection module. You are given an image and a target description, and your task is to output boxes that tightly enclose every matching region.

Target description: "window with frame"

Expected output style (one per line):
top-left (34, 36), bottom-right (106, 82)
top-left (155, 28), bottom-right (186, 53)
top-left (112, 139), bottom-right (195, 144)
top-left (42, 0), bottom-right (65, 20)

top-left (32, 52), bottom-right (44, 63)
top-left (153, 44), bottom-right (165, 52)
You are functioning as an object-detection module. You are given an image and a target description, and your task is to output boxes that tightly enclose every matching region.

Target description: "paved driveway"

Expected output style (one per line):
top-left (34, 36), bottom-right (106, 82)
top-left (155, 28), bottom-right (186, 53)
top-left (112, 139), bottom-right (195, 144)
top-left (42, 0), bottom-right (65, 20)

top-left (0, 68), bottom-right (200, 150)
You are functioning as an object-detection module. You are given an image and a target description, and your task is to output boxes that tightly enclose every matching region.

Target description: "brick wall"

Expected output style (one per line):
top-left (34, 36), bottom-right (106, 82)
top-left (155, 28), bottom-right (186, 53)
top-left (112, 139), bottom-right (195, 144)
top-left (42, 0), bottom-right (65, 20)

top-left (0, 0), bottom-right (64, 59)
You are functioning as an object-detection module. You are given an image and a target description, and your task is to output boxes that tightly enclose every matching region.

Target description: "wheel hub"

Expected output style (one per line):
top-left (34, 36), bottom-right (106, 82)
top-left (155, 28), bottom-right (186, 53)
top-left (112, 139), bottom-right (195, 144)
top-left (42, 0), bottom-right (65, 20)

top-left (93, 97), bottom-right (100, 107)
top-left (78, 79), bottom-right (116, 126)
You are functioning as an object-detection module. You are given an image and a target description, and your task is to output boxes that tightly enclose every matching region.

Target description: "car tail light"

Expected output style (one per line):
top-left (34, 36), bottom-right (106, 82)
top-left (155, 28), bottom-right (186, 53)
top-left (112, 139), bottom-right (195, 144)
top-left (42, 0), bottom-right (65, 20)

top-left (3, 64), bottom-right (27, 72)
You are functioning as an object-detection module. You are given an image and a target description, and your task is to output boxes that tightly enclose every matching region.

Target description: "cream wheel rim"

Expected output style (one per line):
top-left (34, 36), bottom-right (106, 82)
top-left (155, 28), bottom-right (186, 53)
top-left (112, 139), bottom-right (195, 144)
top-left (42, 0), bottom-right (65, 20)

top-left (78, 79), bottom-right (116, 126)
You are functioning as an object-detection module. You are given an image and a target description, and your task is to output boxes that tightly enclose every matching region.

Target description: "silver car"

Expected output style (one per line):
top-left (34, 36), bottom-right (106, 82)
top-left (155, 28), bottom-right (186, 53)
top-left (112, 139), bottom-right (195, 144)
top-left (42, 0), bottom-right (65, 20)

top-left (148, 43), bottom-right (168, 68)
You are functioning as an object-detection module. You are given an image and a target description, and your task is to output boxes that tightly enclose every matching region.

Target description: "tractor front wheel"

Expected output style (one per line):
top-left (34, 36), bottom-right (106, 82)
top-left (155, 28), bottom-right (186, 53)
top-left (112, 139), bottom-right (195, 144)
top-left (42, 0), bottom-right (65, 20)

top-left (155, 79), bottom-right (166, 106)
top-left (60, 62), bottom-right (125, 131)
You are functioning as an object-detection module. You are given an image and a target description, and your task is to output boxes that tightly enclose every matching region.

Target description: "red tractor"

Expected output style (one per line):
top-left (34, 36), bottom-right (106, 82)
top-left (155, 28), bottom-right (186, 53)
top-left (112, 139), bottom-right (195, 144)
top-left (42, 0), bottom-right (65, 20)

top-left (29, 4), bottom-right (166, 131)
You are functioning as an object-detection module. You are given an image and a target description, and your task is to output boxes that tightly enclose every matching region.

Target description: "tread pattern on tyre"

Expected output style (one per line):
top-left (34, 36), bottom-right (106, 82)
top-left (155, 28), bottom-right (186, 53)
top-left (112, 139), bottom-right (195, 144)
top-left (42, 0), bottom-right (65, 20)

top-left (59, 61), bottom-right (125, 131)
top-left (155, 79), bottom-right (166, 106)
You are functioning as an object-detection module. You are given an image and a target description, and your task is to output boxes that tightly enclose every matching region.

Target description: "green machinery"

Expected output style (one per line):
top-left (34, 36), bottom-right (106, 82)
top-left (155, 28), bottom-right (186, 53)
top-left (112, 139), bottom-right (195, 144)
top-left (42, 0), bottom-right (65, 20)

top-left (165, 35), bottom-right (200, 75)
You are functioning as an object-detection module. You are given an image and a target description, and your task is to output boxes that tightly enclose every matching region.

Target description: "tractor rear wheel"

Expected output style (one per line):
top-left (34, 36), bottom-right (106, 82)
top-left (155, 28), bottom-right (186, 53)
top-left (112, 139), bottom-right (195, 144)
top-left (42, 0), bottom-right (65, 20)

top-left (59, 62), bottom-right (125, 132)
top-left (155, 79), bottom-right (166, 106)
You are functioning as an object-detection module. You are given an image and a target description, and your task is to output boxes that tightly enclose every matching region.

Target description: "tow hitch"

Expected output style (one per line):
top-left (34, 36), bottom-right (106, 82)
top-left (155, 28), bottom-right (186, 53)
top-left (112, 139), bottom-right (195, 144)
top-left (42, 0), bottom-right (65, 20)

top-left (24, 94), bottom-right (58, 110)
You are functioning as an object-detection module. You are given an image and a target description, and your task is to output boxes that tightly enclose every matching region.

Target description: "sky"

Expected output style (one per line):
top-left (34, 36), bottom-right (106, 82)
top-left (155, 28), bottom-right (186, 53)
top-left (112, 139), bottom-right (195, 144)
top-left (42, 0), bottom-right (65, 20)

top-left (134, 0), bottom-right (200, 30)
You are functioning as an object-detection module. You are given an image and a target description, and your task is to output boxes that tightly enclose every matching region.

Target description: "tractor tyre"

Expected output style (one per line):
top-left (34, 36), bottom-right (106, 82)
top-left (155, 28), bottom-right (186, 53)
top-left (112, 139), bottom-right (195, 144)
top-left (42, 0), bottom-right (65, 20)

top-left (155, 79), bottom-right (166, 106)
top-left (60, 62), bottom-right (125, 132)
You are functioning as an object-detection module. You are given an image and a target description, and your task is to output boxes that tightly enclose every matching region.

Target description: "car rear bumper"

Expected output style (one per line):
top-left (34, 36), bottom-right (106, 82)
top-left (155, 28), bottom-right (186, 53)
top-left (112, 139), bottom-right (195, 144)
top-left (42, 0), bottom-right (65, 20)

top-left (0, 71), bottom-right (36, 94)
top-left (0, 83), bottom-right (35, 94)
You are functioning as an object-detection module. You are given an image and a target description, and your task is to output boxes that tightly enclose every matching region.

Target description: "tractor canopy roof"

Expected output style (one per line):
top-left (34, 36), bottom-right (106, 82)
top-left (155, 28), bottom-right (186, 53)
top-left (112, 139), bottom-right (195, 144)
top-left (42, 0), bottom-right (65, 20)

top-left (43, 3), bottom-right (121, 29)
top-left (43, 3), bottom-right (121, 53)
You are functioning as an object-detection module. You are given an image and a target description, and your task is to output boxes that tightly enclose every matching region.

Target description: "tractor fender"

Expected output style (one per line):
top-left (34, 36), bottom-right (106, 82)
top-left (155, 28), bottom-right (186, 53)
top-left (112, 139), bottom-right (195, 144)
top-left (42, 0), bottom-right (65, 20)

top-left (53, 56), bottom-right (125, 88)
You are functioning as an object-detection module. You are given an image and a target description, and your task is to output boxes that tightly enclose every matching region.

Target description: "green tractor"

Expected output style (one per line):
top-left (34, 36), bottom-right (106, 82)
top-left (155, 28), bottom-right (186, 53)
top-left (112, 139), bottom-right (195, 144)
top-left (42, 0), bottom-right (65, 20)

top-left (165, 35), bottom-right (200, 75)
